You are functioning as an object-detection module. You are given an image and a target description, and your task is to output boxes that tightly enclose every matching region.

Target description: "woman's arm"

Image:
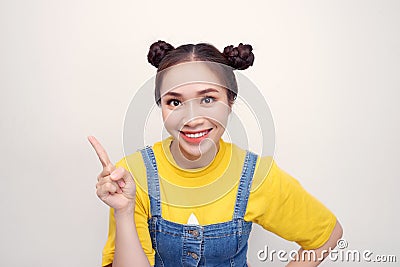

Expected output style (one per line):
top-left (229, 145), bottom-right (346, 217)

top-left (111, 206), bottom-right (151, 267)
top-left (88, 136), bottom-right (151, 267)
top-left (286, 219), bottom-right (343, 267)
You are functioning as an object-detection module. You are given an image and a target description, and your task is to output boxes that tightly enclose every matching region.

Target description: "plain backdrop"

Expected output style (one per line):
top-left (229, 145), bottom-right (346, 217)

top-left (1, 0), bottom-right (399, 266)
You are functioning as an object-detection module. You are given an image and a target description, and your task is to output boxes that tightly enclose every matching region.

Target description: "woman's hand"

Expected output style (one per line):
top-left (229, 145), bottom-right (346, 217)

top-left (88, 136), bottom-right (136, 213)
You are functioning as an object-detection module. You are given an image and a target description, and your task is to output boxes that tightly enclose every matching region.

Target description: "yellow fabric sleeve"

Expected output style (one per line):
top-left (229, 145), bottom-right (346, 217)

top-left (247, 159), bottom-right (337, 250)
top-left (101, 157), bottom-right (155, 266)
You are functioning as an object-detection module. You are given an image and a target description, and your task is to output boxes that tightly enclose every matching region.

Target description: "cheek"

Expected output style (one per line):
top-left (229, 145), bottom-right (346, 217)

top-left (161, 107), bottom-right (168, 122)
top-left (204, 103), bottom-right (231, 128)
top-left (161, 104), bottom-right (175, 123)
top-left (213, 112), bottom-right (229, 129)
top-left (162, 108), bottom-right (180, 131)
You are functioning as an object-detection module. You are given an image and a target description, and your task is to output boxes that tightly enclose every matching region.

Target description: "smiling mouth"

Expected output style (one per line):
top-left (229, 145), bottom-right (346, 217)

top-left (179, 128), bottom-right (213, 143)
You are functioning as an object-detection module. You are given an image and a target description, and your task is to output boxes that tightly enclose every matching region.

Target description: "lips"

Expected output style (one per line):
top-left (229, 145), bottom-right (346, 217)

top-left (179, 128), bottom-right (213, 144)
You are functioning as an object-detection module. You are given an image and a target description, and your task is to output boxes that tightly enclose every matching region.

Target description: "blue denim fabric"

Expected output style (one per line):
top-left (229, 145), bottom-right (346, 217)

top-left (140, 146), bottom-right (258, 267)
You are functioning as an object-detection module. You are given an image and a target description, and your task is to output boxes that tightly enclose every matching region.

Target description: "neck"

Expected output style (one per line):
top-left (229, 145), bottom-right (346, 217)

top-left (169, 139), bottom-right (219, 169)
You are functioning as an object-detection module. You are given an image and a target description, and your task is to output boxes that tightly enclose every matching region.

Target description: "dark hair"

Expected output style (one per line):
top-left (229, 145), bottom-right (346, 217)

top-left (147, 41), bottom-right (255, 106)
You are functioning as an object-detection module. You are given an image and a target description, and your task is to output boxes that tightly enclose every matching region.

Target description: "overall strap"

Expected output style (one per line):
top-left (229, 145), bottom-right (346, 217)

top-left (139, 145), bottom-right (161, 217)
top-left (233, 150), bottom-right (258, 220)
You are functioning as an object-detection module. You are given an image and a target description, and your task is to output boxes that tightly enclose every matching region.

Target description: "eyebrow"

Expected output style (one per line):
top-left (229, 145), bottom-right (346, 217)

top-left (162, 88), bottom-right (220, 98)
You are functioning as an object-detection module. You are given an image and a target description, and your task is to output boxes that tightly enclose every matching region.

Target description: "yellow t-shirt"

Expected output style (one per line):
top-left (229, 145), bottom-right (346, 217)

top-left (102, 136), bottom-right (337, 266)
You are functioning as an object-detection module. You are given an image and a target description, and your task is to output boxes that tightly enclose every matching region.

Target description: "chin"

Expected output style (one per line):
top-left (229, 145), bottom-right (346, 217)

top-left (178, 137), bottom-right (217, 160)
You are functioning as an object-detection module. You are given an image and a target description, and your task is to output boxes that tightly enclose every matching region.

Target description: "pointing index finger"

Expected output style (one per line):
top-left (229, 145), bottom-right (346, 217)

top-left (88, 136), bottom-right (112, 168)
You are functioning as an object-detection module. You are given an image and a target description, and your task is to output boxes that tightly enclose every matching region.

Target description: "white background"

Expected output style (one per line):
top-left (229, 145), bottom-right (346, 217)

top-left (1, 0), bottom-right (399, 266)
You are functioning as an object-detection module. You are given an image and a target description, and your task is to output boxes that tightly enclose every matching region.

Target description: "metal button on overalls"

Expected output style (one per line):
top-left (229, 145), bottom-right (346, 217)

top-left (188, 252), bottom-right (198, 259)
top-left (189, 230), bottom-right (199, 237)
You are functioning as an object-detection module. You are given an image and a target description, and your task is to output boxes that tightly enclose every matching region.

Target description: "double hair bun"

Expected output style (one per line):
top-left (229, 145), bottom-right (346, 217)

top-left (147, 40), bottom-right (254, 70)
top-left (222, 43), bottom-right (254, 70)
top-left (147, 41), bottom-right (174, 68)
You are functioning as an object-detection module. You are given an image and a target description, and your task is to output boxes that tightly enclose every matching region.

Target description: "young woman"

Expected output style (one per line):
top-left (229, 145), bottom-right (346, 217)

top-left (88, 41), bottom-right (343, 267)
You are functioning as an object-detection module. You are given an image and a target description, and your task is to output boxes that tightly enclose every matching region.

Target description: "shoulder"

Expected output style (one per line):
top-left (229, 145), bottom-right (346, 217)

top-left (227, 142), bottom-right (276, 192)
top-left (250, 155), bottom-right (305, 196)
top-left (115, 140), bottom-right (163, 195)
top-left (115, 138), bottom-right (165, 171)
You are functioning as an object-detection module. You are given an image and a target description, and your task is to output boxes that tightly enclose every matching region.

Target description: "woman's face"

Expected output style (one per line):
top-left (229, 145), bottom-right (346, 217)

top-left (159, 63), bottom-right (232, 160)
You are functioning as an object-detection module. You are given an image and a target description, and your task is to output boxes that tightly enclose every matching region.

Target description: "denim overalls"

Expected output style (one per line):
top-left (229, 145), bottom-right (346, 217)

top-left (140, 145), bottom-right (258, 267)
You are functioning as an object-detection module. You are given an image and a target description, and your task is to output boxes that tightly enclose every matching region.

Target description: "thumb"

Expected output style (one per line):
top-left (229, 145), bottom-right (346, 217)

top-left (110, 167), bottom-right (132, 185)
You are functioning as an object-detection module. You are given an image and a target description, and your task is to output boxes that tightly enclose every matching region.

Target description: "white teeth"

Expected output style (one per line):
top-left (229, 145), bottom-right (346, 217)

top-left (184, 130), bottom-right (208, 138)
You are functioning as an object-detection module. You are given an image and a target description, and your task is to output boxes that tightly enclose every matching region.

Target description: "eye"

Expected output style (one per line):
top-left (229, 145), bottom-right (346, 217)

top-left (166, 99), bottom-right (182, 107)
top-left (201, 96), bottom-right (216, 104)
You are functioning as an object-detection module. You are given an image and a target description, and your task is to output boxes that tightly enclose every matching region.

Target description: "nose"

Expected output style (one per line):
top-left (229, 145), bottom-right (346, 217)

top-left (181, 99), bottom-right (205, 127)
top-left (184, 117), bottom-right (207, 128)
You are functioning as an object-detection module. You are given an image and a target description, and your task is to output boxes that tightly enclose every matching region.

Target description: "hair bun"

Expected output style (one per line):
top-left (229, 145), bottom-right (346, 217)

top-left (223, 43), bottom-right (254, 70)
top-left (147, 40), bottom-right (175, 68)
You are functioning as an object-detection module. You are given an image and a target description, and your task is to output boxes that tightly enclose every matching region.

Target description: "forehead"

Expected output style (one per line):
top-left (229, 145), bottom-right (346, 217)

top-left (159, 61), bottom-right (229, 96)
top-left (162, 82), bottom-right (226, 97)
